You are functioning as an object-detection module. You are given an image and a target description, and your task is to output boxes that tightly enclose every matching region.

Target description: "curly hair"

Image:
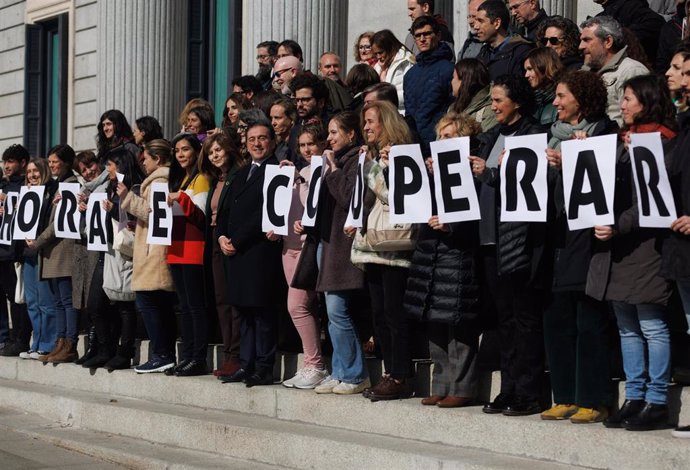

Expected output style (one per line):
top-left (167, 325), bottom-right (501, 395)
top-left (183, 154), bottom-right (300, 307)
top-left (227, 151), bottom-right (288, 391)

top-left (492, 75), bottom-right (536, 117)
top-left (556, 70), bottom-right (608, 122)
top-left (435, 112), bottom-right (482, 139)
top-left (622, 74), bottom-right (677, 131)
top-left (536, 16), bottom-right (581, 59)
top-left (354, 31), bottom-right (375, 63)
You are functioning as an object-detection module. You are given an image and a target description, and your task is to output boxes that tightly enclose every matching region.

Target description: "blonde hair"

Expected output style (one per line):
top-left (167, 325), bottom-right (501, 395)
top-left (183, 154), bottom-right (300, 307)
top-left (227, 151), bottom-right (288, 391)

top-left (435, 112), bottom-right (482, 139)
top-left (26, 157), bottom-right (52, 185)
top-left (178, 98), bottom-right (213, 128)
top-left (361, 101), bottom-right (412, 149)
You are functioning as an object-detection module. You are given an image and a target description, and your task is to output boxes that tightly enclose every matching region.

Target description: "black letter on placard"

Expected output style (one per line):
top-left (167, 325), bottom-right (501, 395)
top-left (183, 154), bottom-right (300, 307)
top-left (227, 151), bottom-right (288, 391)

top-left (633, 146), bottom-right (670, 217)
top-left (437, 150), bottom-right (469, 212)
top-left (306, 166), bottom-right (322, 219)
top-left (57, 190), bottom-right (78, 232)
top-left (16, 192), bottom-right (41, 232)
top-left (393, 155), bottom-right (423, 215)
top-left (351, 162), bottom-right (364, 219)
top-left (568, 150), bottom-right (608, 219)
top-left (89, 204), bottom-right (106, 245)
top-left (505, 147), bottom-right (540, 212)
top-left (0, 193), bottom-right (18, 242)
top-left (267, 175), bottom-right (290, 226)
top-left (151, 191), bottom-right (168, 238)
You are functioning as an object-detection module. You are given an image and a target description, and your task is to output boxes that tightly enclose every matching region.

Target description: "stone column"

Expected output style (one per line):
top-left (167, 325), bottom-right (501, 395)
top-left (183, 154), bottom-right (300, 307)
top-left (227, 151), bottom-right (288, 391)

top-left (242, 0), bottom-right (348, 75)
top-left (98, 0), bottom-right (187, 138)
top-left (542, 0), bottom-right (577, 19)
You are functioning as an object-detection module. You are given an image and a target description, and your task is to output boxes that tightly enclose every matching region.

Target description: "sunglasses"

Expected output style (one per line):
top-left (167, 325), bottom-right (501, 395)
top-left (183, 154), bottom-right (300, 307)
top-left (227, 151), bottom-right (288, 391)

top-left (541, 36), bottom-right (563, 46)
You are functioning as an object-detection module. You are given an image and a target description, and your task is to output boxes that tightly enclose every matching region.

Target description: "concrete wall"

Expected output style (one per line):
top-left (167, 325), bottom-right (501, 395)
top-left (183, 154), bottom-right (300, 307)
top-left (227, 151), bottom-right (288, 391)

top-left (0, 0), bottom-right (27, 151)
top-left (73, 0), bottom-right (98, 151)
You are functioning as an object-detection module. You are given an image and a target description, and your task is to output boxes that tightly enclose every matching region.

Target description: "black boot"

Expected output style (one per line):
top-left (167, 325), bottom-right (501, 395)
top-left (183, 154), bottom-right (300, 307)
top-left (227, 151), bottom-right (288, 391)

top-left (75, 326), bottom-right (98, 365)
top-left (624, 403), bottom-right (671, 431)
top-left (104, 347), bottom-right (133, 371)
top-left (603, 399), bottom-right (645, 428)
top-left (104, 303), bottom-right (136, 371)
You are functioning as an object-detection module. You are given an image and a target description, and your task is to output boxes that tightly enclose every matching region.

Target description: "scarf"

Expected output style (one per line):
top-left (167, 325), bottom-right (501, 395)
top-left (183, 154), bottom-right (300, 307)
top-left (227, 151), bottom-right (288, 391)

top-left (548, 118), bottom-right (600, 150)
top-left (624, 123), bottom-right (677, 141)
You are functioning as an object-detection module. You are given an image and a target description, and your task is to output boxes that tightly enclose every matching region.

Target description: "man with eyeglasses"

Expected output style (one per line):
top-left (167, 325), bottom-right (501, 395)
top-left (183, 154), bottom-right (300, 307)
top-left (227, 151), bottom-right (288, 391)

top-left (218, 122), bottom-right (282, 387)
top-left (256, 40), bottom-right (279, 91)
top-left (403, 15), bottom-right (454, 153)
top-left (403, 0), bottom-right (454, 55)
top-left (475, 0), bottom-right (534, 80)
top-left (272, 56), bottom-right (303, 95)
top-left (507, 0), bottom-right (548, 42)
top-left (458, 0), bottom-right (485, 61)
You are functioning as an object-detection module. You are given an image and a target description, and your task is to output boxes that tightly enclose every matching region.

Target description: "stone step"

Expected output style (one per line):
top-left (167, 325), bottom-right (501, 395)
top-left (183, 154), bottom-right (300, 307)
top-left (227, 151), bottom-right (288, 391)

top-left (0, 357), bottom-right (688, 469)
top-left (0, 377), bottom-right (577, 470)
top-left (0, 408), bottom-right (281, 470)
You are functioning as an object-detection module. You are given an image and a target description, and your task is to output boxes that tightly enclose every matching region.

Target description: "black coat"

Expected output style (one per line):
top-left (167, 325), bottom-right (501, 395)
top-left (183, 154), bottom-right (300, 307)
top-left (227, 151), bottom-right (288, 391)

top-left (0, 173), bottom-right (26, 262)
top-left (218, 155), bottom-right (284, 307)
top-left (655, 14), bottom-right (683, 74)
top-left (661, 112), bottom-right (690, 281)
top-left (476, 35), bottom-right (535, 81)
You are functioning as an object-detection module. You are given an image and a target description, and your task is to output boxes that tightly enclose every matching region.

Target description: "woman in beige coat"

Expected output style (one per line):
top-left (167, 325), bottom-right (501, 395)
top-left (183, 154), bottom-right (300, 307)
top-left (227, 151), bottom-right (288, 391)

top-left (118, 139), bottom-right (177, 373)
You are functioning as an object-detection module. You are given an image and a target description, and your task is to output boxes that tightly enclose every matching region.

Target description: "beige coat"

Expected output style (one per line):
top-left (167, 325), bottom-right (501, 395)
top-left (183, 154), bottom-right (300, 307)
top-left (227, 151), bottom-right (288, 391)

top-left (120, 166), bottom-right (174, 292)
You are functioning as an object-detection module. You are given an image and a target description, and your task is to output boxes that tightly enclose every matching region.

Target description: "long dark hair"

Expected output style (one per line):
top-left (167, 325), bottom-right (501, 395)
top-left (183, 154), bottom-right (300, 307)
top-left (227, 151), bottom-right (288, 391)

top-left (371, 29), bottom-right (406, 67)
top-left (451, 59), bottom-right (490, 113)
top-left (105, 147), bottom-right (145, 195)
top-left (97, 109), bottom-right (134, 157)
top-left (135, 116), bottom-right (164, 143)
top-left (169, 133), bottom-right (202, 192)
top-left (623, 74), bottom-right (677, 131)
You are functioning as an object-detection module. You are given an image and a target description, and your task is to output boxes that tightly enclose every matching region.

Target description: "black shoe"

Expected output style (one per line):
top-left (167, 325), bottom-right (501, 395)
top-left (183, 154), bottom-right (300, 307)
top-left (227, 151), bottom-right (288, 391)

top-left (624, 403), bottom-right (672, 431)
top-left (221, 368), bottom-right (248, 383)
top-left (174, 359), bottom-right (207, 377)
top-left (503, 397), bottom-right (542, 416)
top-left (76, 326), bottom-right (98, 365)
top-left (244, 371), bottom-right (275, 388)
top-left (82, 351), bottom-right (114, 369)
top-left (1, 342), bottom-right (27, 357)
top-left (104, 355), bottom-right (132, 371)
top-left (483, 393), bottom-right (515, 414)
top-left (603, 399), bottom-right (645, 428)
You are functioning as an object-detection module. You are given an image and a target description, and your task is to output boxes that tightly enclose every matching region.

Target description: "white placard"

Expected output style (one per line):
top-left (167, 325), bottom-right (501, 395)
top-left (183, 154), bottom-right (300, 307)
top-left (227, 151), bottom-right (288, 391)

top-left (147, 182), bottom-right (172, 245)
top-left (301, 156), bottom-right (323, 227)
top-left (54, 183), bottom-right (81, 239)
top-left (561, 134), bottom-right (617, 230)
top-left (116, 172), bottom-right (125, 183)
top-left (0, 191), bottom-right (19, 246)
top-left (262, 165), bottom-right (295, 236)
top-left (629, 132), bottom-right (677, 228)
top-left (430, 137), bottom-right (480, 223)
top-left (85, 192), bottom-right (109, 251)
top-left (344, 153), bottom-right (367, 228)
top-left (388, 144), bottom-right (432, 224)
top-left (13, 185), bottom-right (45, 240)
top-left (500, 133), bottom-right (548, 222)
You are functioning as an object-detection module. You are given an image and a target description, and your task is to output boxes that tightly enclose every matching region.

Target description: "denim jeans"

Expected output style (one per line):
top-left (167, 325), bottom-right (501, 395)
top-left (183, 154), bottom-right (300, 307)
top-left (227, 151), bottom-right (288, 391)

top-left (169, 264), bottom-right (208, 362)
top-left (23, 258), bottom-right (56, 352)
top-left (317, 243), bottom-right (367, 384)
top-left (612, 301), bottom-right (670, 405)
top-left (136, 290), bottom-right (177, 361)
top-left (49, 277), bottom-right (78, 342)
top-left (677, 280), bottom-right (690, 335)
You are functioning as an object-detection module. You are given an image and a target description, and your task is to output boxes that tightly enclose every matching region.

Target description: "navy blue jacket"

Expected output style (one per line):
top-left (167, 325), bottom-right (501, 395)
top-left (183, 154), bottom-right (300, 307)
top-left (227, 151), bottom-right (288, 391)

top-left (403, 42), bottom-right (455, 153)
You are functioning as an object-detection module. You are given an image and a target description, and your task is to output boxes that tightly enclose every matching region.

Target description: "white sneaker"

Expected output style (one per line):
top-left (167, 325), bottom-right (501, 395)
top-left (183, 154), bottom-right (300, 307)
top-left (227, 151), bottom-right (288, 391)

top-left (293, 368), bottom-right (329, 389)
top-left (29, 351), bottom-right (47, 360)
top-left (19, 350), bottom-right (35, 360)
top-left (314, 376), bottom-right (340, 394)
top-left (333, 378), bottom-right (371, 395)
top-left (282, 369), bottom-right (305, 388)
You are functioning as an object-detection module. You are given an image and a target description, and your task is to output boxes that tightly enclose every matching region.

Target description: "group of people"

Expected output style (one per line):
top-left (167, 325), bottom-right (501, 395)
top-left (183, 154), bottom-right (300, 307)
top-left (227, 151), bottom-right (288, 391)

top-left (1, 0), bottom-right (690, 440)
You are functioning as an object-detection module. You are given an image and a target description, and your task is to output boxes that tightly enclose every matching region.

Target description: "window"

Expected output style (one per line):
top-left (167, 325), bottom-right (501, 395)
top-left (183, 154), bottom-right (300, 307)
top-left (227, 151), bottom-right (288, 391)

top-left (24, 14), bottom-right (68, 157)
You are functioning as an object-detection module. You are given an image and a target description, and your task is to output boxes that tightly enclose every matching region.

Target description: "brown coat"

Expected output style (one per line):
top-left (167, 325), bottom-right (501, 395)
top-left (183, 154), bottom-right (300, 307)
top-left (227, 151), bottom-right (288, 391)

top-left (33, 175), bottom-right (78, 280)
top-left (121, 167), bottom-right (174, 292)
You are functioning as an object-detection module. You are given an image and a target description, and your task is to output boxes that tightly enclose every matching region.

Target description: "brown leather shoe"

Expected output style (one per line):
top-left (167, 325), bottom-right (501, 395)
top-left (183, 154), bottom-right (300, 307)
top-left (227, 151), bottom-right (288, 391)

top-left (49, 339), bottom-right (78, 363)
top-left (213, 359), bottom-right (241, 377)
top-left (368, 377), bottom-right (412, 401)
top-left (39, 338), bottom-right (65, 363)
top-left (421, 395), bottom-right (445, 406)
top-left (437, 396), bottom-right (473, 408)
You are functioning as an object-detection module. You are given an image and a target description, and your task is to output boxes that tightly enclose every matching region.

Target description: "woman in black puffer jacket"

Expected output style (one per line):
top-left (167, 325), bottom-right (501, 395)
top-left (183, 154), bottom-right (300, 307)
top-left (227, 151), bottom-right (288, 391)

top-left (404, 112), bottom-right (482, 408)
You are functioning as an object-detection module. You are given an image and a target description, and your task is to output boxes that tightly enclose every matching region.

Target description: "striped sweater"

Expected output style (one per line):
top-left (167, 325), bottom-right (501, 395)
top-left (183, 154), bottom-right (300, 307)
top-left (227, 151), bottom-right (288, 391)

top-left (167, 173), bottom-right (210, 265)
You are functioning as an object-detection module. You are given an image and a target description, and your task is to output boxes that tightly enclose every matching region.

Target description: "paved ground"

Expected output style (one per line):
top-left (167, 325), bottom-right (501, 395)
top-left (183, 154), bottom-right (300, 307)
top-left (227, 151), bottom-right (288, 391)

top-left (0, 427), bottom-right (124, 470)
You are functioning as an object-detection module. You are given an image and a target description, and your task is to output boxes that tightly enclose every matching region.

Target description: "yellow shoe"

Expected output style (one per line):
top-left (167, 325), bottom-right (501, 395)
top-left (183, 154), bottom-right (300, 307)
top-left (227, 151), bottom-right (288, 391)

top-left (541, 404), bottom-right (579, 420)
top-left (570, 407), bottom-right (608, 424)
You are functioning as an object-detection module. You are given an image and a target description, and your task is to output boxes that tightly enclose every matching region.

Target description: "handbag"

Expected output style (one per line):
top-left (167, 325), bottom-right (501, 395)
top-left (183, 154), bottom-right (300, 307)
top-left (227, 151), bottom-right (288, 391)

top-left (290, 235), bottom-right (319, 290)
top-left (14, 262), bottom-right (24, 304)
top-left (365, 199), bottom-right (417, 251)
top-left (113, 226), bottom-right (135, 258)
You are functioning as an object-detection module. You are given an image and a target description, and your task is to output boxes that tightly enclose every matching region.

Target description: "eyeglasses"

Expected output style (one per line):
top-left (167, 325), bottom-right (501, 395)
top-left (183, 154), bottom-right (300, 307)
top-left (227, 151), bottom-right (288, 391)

top-left (238, 124), bottom-right (248, 132)
top-left (273, 68), bottom-right (292, 79)
top-left (294, 96), bottom-right (315, 104)
top-left (540, 36), bottom-right (563, 46)
top-left (358, 44), bottom-right (372, 50)
top-left (413, 30), bottom-right (434, 40)
top-left (508, 0), bottom-right (530, 11)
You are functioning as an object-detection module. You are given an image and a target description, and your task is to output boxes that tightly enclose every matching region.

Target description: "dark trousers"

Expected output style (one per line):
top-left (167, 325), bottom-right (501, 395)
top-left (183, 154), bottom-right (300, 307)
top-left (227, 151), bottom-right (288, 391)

top-left (544, 291), bottom-right (610, 408)
top-left (367, 263), bottom-right (412, 380)
top-left (495, 271), bottom-right (546, 401)
top-left (212, 242), bottom-right (241, 363)
top-left (236, 305), bottom-right (277, 375)
top-left (87, 256), bottom-right (121, 353)
top-left (170, 264), bottom-right (208, 362)
top-left (428, 321), bottom-right (480, 397)
top-left (0, 260), bottom-right (30, 345)
top-left (136, 289), bottom-right (177, 360)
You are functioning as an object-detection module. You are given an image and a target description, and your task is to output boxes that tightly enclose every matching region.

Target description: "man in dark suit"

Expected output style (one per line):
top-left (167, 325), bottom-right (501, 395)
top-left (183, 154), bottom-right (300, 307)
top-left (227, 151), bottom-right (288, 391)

top-left (217, 123), bottom-right (284, 387)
